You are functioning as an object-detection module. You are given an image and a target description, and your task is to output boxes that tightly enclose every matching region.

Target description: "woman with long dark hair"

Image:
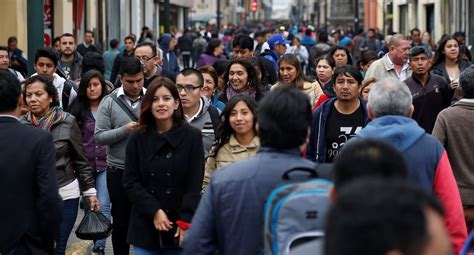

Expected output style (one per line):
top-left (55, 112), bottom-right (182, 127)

top-left (202, 94), bottom-right (259, 192)
top-left (272, 54), bottom-right (323, 105)
top-left (431, 35), bottom-right (471, 91)
top-left (68, 70), bottom-right (110, 254)
top-left (123, 77), bottom-right (204, 254)
top-left (219, 58), bottom-right (264, 103)
top-left (21, 75), bottom-right (98, 255)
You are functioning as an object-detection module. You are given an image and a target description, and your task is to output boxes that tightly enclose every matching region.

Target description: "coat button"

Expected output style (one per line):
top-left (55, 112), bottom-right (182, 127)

top-left (166, 152), bottom-right (172, 158)
top-left (166, 170), bottom-right (171, 176)
top-left (153, 155), bottom-right (158, 159)
top-left (166, 188), bottom-right (172, 194)
top-left (150, 189), bottom-right (155, 194)
top-left (150, 172), bottom-right (155, 177)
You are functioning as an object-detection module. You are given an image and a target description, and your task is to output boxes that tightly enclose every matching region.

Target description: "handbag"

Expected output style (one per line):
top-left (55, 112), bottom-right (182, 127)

top-left (75, 210), bottom-right (112, 240)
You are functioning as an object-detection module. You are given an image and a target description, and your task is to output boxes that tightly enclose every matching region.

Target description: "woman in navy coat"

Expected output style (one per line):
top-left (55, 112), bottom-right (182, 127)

top-left (123, 77), bottom-right (205, 254)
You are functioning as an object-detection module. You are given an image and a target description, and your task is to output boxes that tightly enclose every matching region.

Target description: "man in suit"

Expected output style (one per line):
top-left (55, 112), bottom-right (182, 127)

top-left (0, 71), bottom-right (63, 254)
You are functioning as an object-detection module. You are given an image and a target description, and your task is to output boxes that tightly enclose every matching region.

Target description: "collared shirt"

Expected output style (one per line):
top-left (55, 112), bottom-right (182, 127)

top-left (0, 114), bottom-right (19, 121)
top-left (117, 86), bottom-right (146, 109)
top-left (185, 97), bottom-right (204, 123)
top-left (386, 54), bottom-right (410, 81)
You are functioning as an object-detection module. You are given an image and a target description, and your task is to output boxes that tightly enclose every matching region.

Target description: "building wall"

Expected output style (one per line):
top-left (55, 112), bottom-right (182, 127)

top-left (391, 0), bottom-right (472, 42)
top-left (0, 0), bottom-right (27, 53)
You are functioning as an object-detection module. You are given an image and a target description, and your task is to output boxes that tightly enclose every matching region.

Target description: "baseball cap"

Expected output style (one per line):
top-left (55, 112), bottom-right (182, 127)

top-left (267, 34), bottom-right (290, 48)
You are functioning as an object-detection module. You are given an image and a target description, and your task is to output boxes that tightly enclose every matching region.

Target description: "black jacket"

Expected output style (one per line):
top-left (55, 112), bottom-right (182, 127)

top-left (177, 34), bottom-right (194, 52)
top-left (258, 55), bottom-right (278, 85)
top-left (0, 117), bottom-right (62, 254)
top-left (123, 123), bottom-right (205, 249)
top-left (77, 43), bottom-right (102, 57)
top-left (59, 52), bottom-right (83, 81)
top-left (431, 59), bottom-right (472, 83)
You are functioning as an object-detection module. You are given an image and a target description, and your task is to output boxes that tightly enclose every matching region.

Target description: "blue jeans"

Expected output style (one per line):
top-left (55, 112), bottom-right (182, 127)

top-left (94, 170), bottom-right (111, 249)
top-left (56, 198), bottom-right (79, 255)
top-left (134, 246), bottom-right (183, 255)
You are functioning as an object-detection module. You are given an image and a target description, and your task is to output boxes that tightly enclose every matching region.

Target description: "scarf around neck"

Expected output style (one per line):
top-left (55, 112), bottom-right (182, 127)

top-left (29, 106), bottom-right (69, 132)
top-left (226, 85), bottom-right (256, 101)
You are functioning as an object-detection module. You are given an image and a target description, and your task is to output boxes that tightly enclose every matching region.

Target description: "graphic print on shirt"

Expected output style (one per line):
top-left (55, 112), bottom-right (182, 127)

top-left (325, 104), bottom-right (365, 162)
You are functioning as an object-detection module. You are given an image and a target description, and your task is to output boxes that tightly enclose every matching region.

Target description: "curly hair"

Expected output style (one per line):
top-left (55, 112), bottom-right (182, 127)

top-left (223, 58), bottom-right (263, 95)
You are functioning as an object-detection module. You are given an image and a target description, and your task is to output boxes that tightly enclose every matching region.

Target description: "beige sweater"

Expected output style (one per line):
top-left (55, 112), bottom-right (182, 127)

top-left (202, 135), bottom-right (260, 192)
top-left (272, 81), bottom-right (323, 106)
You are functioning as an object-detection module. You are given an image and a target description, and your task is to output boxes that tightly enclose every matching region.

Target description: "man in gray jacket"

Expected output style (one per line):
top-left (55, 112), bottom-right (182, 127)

top-left (95, 57), bottom-right (145, 255)
top-left (184, 86), bottom-right (316, 254)
top-left (176, 68), bottom-right (220, 157)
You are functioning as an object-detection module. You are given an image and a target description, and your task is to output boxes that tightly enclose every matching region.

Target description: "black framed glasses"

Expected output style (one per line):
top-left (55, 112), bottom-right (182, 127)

top-left (136, 55), bottom-right (155, 62)
top-left (176, 84), bottom-right (202, 93)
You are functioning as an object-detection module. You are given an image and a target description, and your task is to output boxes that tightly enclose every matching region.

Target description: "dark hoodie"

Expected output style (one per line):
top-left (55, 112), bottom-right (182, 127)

top-left (307, 97), bottom-right (369, 163)
top-left (59, 51), bottom-right (83, 81)
top-left (159, 33), bottom-right (180, 74)
top-left (357, 115), bottom-right (466, 254)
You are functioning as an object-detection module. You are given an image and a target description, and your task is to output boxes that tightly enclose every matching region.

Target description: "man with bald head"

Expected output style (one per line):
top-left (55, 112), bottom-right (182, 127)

top-left (364, 34), bottom-right (412, 81)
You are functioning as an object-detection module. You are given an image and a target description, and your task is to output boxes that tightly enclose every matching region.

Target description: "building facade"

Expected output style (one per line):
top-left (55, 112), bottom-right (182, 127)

top-left (361, 0), bottom-right (473, 53)
top-left (0, 0), bottom-right (191, 57)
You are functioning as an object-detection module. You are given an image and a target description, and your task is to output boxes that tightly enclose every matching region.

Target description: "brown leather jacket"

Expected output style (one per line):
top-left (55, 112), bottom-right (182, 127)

top-left (21, 114), bottom-right (95, 190)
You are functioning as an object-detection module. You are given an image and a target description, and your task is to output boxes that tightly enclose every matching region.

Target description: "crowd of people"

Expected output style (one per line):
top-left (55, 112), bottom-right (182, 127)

top-left (0, 23), bottom-right (474, 255)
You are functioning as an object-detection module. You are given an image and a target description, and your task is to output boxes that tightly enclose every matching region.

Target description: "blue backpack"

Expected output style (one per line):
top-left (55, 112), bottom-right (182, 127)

top-left (263, 167), bottom-right (332, 255)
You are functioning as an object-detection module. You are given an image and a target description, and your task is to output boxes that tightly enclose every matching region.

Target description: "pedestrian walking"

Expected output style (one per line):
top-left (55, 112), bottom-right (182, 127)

top-left (202, 94), bottom-right (260, 192)
top-left (272, 54), bottom-right (323, 105)
top-left (69, 70), bottom-right (111, 254)
top-left (95, 57), bottom-right (145, 255)
top-left (185, 86), bottom-right (315, 254)
top-left (0, 71), bottom-right (62, 255)
top-left (21, 75), bottom-right (99, 255)
top-left (123, 77), bottom-right (204, 254)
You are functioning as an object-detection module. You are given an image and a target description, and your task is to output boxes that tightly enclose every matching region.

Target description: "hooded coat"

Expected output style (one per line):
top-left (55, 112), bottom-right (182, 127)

top-left (357, 115), bottom-right (467, 254)
top-left (159, 33), bottom-right (180, 74)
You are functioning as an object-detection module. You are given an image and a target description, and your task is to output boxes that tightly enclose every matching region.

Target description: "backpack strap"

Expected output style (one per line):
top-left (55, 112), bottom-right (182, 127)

top-left (109, 92), bottom-right (139, 122)
top-left (207, 105), bottom-right (220, 133)
top-left (62, 80), bottom-right (73, 109)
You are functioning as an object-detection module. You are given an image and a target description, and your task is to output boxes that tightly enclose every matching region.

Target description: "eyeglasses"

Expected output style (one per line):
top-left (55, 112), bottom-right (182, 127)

top-left (176, 84), bottom-right (202, 93)
top-left (136, 55), bottom-right (155, 62)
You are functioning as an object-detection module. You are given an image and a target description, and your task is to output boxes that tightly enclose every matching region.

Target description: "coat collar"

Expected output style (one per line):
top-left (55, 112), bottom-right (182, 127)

top-left (228, 134), bottom-right (260, 149)
top-left (0, 115), bottom-right (20, 123)
top-left (145, 123), bottom-right (187, 153)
